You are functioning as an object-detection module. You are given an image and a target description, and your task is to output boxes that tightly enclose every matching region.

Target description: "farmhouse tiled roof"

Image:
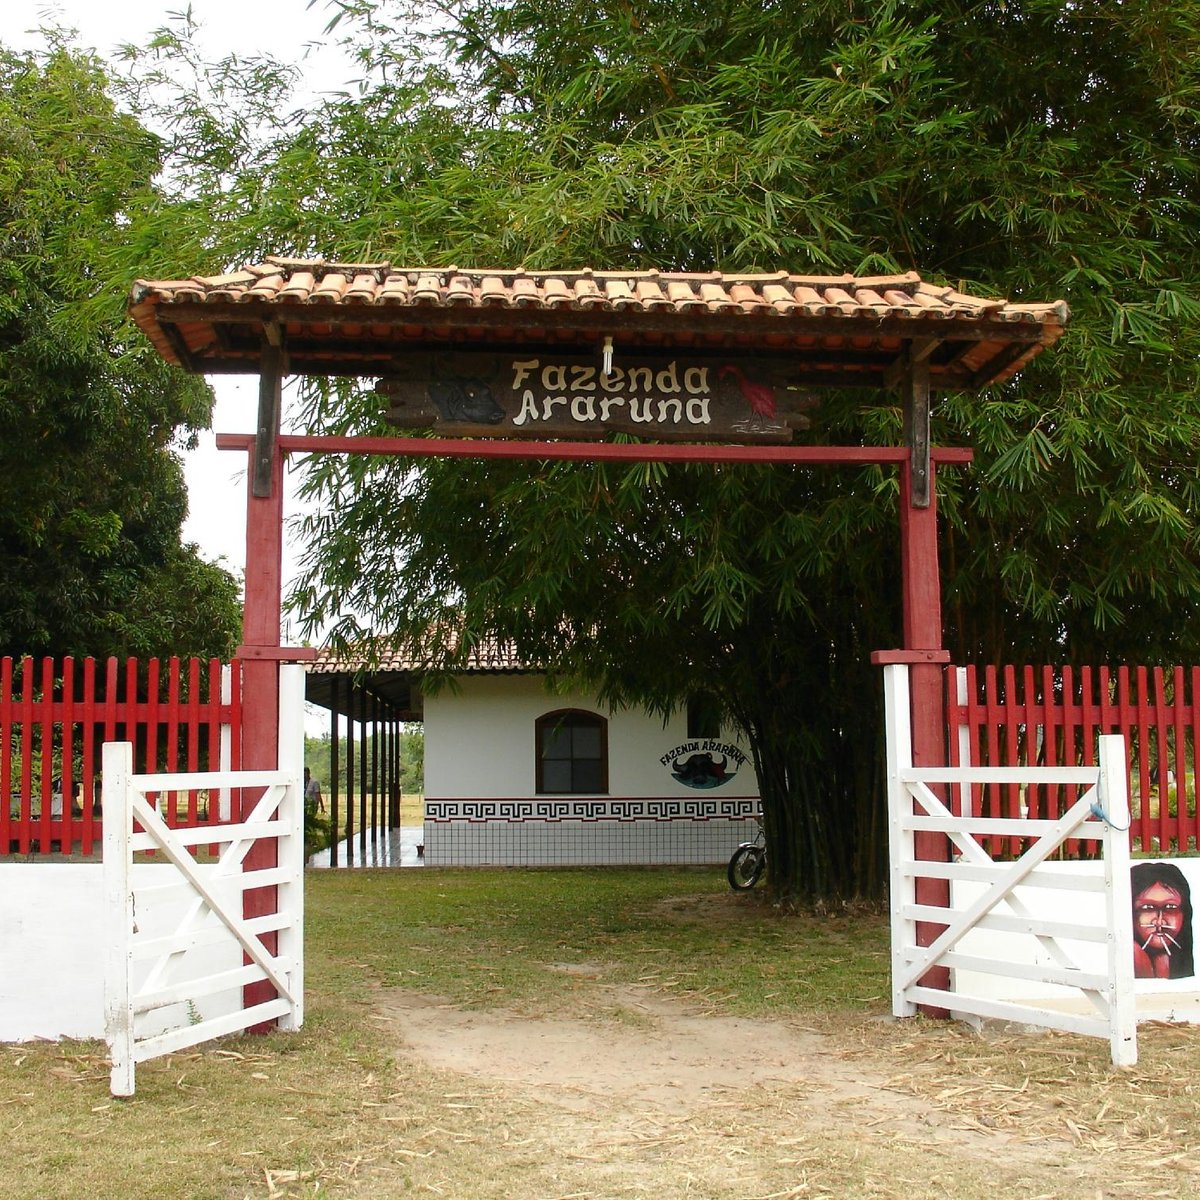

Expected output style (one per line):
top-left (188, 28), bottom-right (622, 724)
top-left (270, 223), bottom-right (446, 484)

top-left (305, 638), bottom-right (535, 720)
top-left (308, 638), bottom-right (532, 676)
top-left (129, 257), bottom-right (1069, 390)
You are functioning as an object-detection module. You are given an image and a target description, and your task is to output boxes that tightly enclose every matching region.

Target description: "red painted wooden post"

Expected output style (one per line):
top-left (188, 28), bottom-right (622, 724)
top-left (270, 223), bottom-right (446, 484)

top-left (1133, 666), bottom-right (1151, 849)
top-left (81, 656), bottom-right (97, 855)
top-left (62, 657), bottom-right (75, 854)
top-left (1152, 667), bottom-right (1172, 851)
top-left (241, 435), bottom-right (285, 1024)
top-left (1, 658), bottom-right (12, 853)
top-left (1191, 667), bottom-right (1200, 852)
top-left (39, 657), bottom-right (53, 852)
top-left (984, 665), bottom-right (1000, 839)
top-left (205, 657), bottom-right (221, 836)
top-left (1061, 665), bottom-right (1076, 816)
top-left (1000, 665), bottom-right (1017, 854)
top-left (104, 656), bottom-right (118, 745)
top-left (166, 656), bottom-right (181, 828)
top-left (897, 458), bottom-right (950, 999)
top-left (146, 657), bottom-right (161, 824)
top-left (1185, 667), bottom-right (1195, 854)
top-left (1042, 664), bottom-right (1059, 834)
top-left (945, 667), bottom-right (961, 813)
top-left (19, 659), bottom-right (33, 854)
top-left (1083, 666), bottom-right (1099, 855)
top-left (187, 656), bottom-right (202, 824)
top-left (1170, 666), bottom-right (1185, 852)
top-left (1080, 665), bottom-right (1098, 768)
top-left (230, 659), bottom-right (243, 775)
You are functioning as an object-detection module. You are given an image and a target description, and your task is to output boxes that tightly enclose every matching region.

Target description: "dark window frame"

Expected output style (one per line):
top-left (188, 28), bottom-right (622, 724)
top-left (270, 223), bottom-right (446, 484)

top-left (686, 695), bottom-right (721, 740)
top-left (535, 708), bottom-right (609, 795)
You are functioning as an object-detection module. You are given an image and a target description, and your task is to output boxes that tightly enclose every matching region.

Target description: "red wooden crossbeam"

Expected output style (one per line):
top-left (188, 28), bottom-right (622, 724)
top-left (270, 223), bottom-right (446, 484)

top-left (217, 432), bottom-right (975, 466)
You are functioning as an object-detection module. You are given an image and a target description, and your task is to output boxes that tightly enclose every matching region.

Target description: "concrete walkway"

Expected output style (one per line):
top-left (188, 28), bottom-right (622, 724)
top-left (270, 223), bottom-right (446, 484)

top-left (308, 824), bottom-right (425, 869)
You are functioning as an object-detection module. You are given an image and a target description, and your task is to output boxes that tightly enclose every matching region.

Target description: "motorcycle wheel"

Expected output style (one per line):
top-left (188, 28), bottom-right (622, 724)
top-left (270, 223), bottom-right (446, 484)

top-left (726, 845), bottom-right (765, 890)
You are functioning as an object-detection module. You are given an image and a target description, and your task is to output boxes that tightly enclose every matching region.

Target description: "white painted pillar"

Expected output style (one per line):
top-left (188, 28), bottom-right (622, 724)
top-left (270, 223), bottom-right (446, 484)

top-left (218, 663), bottom-right (233, 822)
top-left (882, 664), bottom-right (917, 1018)
top-left (102, 741), bottom-right (135, 1097)
top-left (275, 664), bottom-right (306, 1032)
top-left (1098, 734), bottom-right (1136, 1067)
top-left (954, 667), bottom-right (973, 818)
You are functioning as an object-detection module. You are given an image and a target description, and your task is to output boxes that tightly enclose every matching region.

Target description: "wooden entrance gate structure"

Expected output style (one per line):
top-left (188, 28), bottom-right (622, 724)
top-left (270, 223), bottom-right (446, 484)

top-left (128, 260), bottom-right (1069, 1018)
top-left (103, 664), bottom-right (306, 1095)
top-left (882, 661), bottom-right (1137, 1065)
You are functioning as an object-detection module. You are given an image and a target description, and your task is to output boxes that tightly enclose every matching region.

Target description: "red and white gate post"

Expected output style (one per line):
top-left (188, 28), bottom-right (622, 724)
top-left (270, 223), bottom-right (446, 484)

top-left (238, 404), bottom-right (314, 1022)
top-left (871, 453), bottom-right (954, 1004)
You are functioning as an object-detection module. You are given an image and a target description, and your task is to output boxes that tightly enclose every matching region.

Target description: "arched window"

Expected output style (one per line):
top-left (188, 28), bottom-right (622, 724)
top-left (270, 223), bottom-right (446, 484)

top-left (536, 709), bottom-right (608, 795)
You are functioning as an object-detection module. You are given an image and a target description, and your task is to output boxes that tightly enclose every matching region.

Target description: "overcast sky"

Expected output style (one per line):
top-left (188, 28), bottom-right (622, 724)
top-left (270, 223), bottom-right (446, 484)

top-left (1, 1), bottom-right (356, 627)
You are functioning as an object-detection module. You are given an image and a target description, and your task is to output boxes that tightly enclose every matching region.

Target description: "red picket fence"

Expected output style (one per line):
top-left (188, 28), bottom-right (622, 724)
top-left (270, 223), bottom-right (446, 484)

top-left (947, 664), bottom-right (1199, 856)
top-left (1, 656), bottom-right (243, 856)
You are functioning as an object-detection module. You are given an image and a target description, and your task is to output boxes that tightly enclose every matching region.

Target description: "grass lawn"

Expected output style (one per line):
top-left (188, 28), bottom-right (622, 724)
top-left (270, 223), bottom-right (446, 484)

top-left (2, 868), bottom-right (1199, 1198)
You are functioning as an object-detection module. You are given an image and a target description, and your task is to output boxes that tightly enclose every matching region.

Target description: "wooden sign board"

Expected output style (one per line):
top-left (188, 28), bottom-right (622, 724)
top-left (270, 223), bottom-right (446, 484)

top-left (378, 351), bottom-right (818, 442)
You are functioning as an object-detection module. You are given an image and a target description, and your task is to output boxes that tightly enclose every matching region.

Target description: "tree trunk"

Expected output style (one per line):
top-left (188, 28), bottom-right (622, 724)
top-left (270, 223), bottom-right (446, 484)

top-left (739, 662), bottom-right (887, 904)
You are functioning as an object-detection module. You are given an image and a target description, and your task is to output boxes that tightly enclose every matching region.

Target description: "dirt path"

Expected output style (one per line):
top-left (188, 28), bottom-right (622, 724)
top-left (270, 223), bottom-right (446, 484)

top-left (369, 972), bottom-right (1131, 1199)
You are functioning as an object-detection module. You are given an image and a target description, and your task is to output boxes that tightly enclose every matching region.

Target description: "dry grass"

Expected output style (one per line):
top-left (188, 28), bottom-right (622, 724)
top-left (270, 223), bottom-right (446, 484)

top-left (399, 792), bottom-right (424, 826)
top-left (2, 869), bottom-right (1199, 1199)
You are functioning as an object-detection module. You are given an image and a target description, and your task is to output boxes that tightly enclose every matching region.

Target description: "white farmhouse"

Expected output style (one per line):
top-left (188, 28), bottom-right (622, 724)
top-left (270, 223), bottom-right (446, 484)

top-left (307, 644), bottom-right (760, 867)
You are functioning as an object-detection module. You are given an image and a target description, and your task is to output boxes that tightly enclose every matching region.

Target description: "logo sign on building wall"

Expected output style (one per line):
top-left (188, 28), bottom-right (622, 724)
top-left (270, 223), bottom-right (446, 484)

top-left (379, 351), bottom-right (818, 443)
top-left (660, 740), bottom-right (748, 789)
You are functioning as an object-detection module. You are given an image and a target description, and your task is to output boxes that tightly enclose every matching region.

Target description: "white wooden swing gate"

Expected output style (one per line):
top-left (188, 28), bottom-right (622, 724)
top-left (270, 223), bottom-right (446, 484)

top-left (882, 663), bottom-right (1138, 1066)
top-left (103, 664), bottom-right (306, 1096)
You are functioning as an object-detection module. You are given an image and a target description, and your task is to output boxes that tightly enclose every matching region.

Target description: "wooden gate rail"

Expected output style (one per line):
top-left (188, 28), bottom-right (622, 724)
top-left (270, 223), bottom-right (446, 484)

top-left (104, 664), bottom-right (305, 1096)
top-left (884, 663), bottom-right (1137, 1066)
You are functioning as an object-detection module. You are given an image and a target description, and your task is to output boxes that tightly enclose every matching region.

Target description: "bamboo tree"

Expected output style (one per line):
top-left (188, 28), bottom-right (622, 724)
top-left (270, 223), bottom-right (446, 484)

top-left (75, 0), bottom-right (1200, 897)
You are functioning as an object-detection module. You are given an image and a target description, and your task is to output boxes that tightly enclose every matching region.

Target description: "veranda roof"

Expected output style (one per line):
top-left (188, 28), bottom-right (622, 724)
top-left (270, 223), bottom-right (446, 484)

top-left (129, 257), bottom-right (1068, 390)
top-left (305, 640), bottom-right (533, 722)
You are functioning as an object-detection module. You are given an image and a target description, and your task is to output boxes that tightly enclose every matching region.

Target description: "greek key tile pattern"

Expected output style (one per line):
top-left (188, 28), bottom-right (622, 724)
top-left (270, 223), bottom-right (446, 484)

top-left (422, 796), bottom-right (760, 866)
top-left (425, 796), bottom-right (759, 823)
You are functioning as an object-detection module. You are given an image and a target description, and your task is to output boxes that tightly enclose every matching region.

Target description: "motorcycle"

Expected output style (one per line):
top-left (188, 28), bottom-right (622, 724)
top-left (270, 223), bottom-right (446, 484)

top-left (726, 819), bottom-right (766, 890)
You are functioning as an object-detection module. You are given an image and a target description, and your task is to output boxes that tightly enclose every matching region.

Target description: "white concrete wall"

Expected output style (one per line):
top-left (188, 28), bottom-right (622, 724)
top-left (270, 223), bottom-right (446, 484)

top-left (953, 858), bottom-right (1200, 1023)
top-left (0, 863), bottom-right (242, 1042)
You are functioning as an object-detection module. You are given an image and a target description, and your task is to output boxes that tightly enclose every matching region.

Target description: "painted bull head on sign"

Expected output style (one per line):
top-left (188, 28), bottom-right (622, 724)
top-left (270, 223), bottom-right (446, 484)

top-left (671, 752), bottom-right (729, 789)
top-left (428, 379), bottom-right (504, 424)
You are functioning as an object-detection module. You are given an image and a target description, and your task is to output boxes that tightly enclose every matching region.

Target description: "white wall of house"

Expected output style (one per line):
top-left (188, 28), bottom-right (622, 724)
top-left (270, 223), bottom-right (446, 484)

top-left (423, 674), bottom-right (760, 866)
top-left (0, 863), bottom-right (241, 1042)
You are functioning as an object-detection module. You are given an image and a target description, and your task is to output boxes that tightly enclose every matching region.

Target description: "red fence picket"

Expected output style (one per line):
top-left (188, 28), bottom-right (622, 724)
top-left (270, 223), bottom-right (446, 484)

top-left (1, 656), bottom-right (242, 856)
top-left (947, 664), bottom-right (1199, 857)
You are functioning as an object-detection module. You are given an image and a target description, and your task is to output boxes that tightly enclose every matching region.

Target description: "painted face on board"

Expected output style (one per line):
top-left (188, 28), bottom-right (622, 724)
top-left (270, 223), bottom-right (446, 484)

top-left (1134, 881), bottom-right (1186, 957)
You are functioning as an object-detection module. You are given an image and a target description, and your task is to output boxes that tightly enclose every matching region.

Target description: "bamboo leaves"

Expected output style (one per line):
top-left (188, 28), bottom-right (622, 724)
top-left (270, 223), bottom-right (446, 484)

top-left (20, 0), bottom-right (1197, 895)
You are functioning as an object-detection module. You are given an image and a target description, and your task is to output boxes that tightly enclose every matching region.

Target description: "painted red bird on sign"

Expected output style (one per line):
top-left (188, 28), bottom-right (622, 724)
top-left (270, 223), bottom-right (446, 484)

top-left (720, 364), bottom-right (781, 431)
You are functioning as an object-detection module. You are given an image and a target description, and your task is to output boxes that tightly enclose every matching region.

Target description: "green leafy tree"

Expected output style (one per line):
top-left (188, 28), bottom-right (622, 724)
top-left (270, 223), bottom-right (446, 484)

top-left (305, 725), bottom-right (423, 797)
top-left (111, 1), bottom-right (1200, 898)
top-left (399, 724), bottom-right (425, 795)
top-left (0, 41), bottom-right (241, 660)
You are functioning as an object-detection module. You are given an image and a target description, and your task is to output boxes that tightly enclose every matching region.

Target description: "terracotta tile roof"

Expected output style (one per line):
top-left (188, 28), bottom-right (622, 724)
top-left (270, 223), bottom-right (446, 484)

top-left (308, 638), bottom-right (533, 676)
top-left (305, 638), bottom-right (536, 720)
top-left (129, 257), bottom-right (1069, 390)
